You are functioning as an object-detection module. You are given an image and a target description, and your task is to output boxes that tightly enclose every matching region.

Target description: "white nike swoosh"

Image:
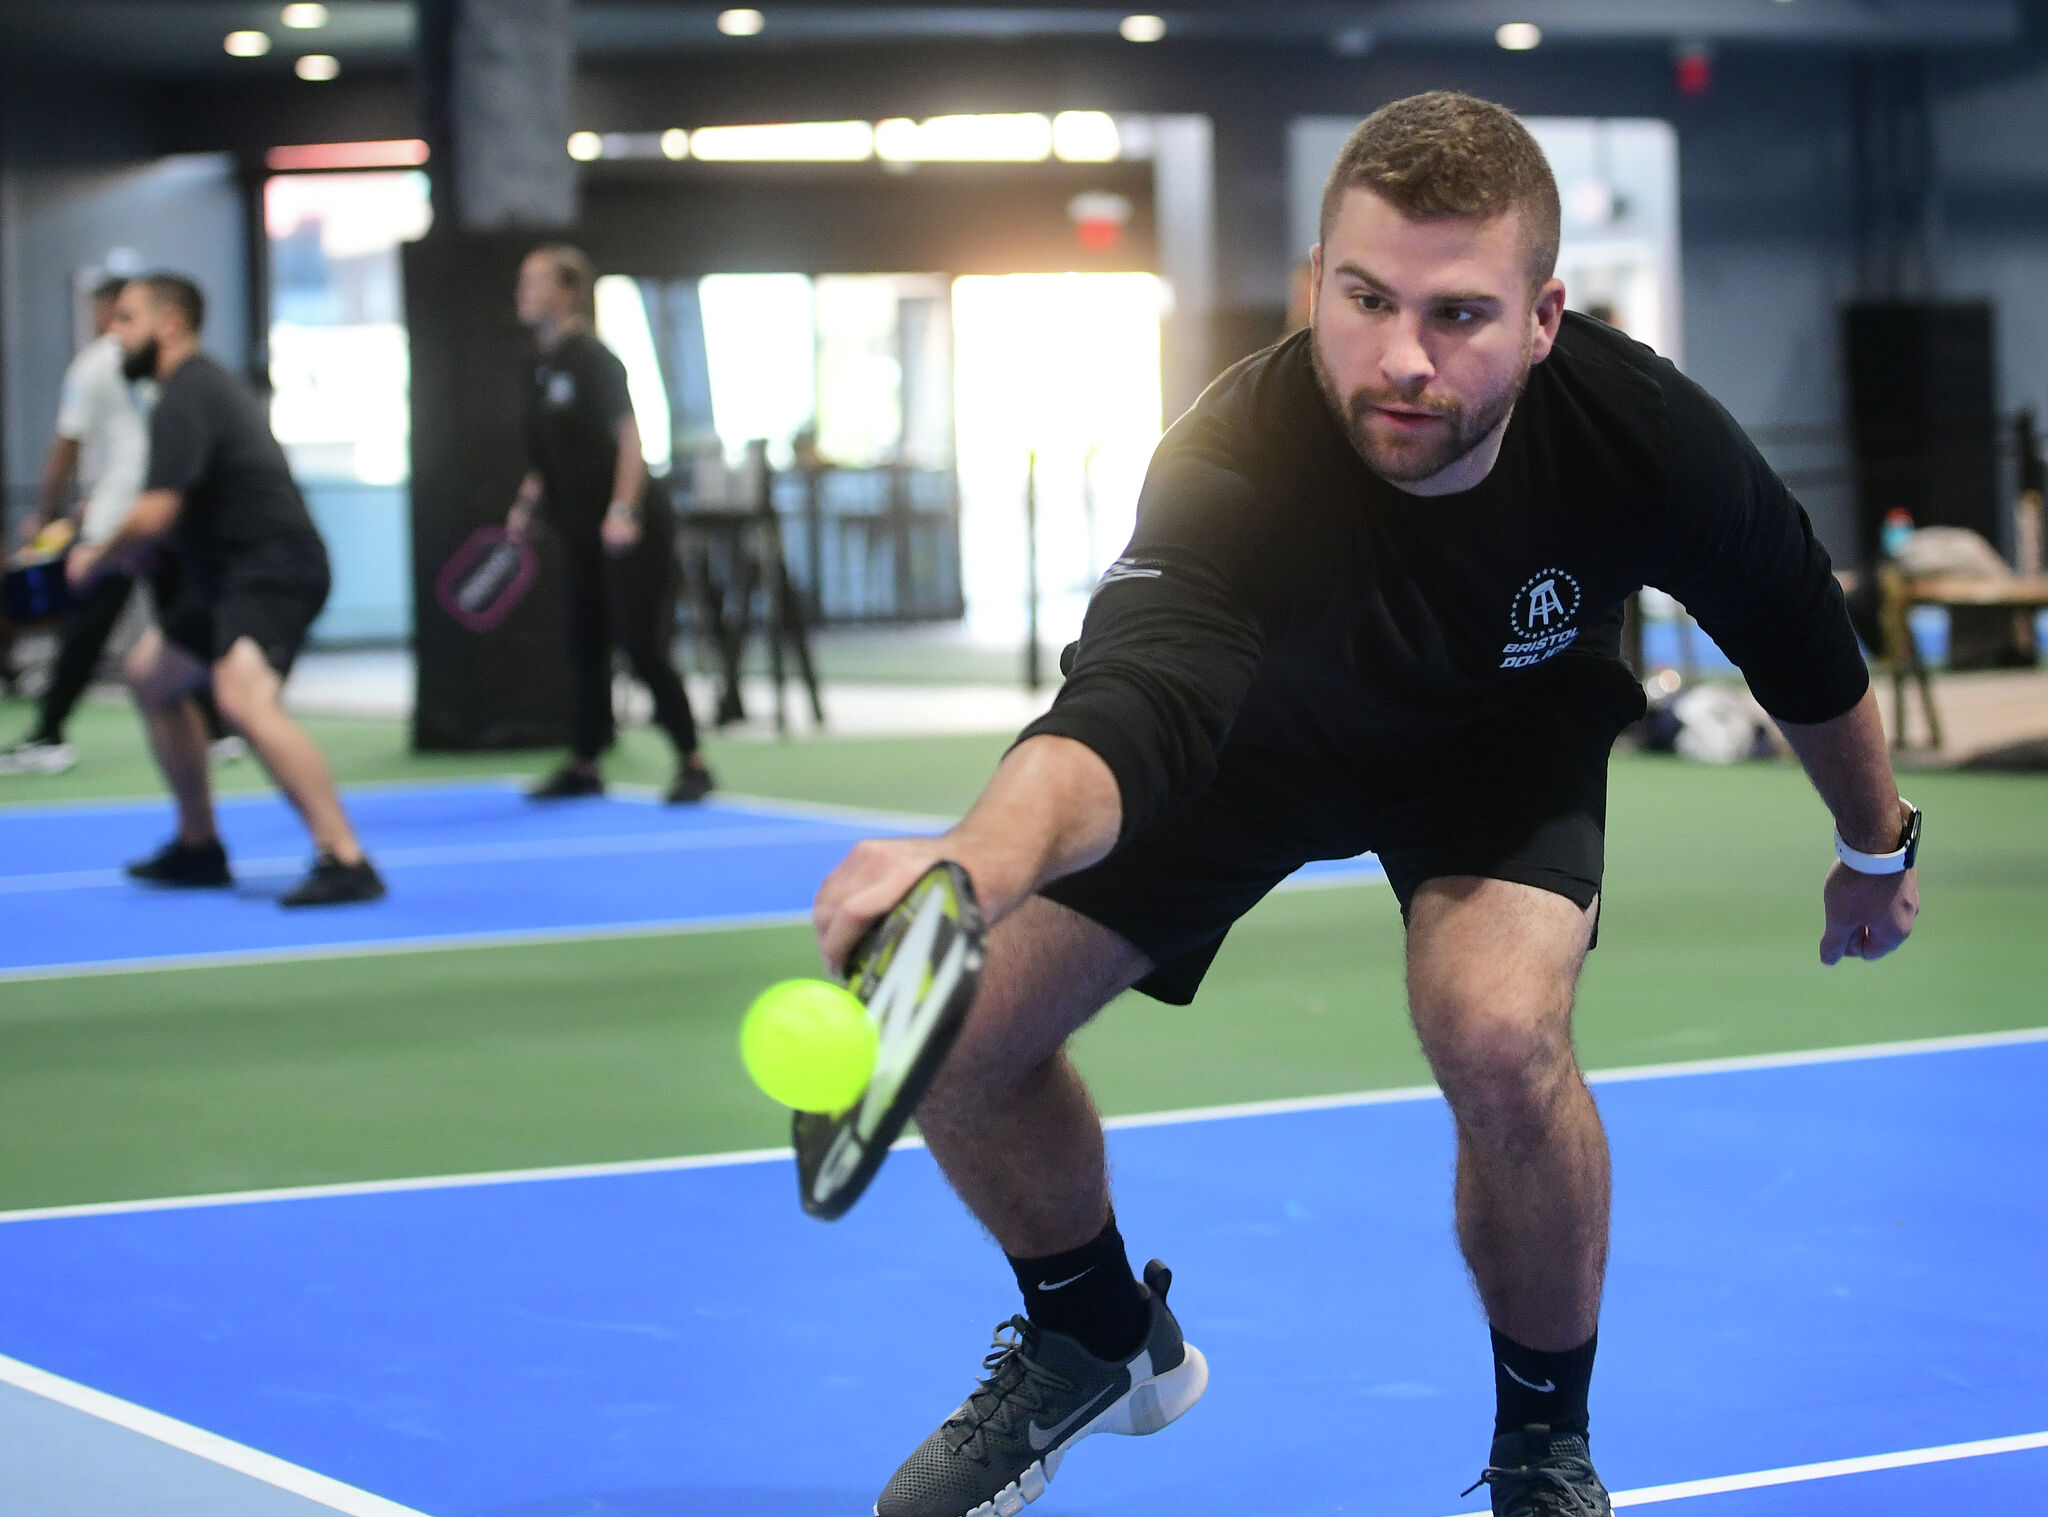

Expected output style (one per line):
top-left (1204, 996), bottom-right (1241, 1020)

top-left (1028, 1383), bottom-right (1117, 1451)
top-left (1501, 1364), bottom-right (1556, 1394)
top-left (1036, 1268), bottom-right (1095, 1292)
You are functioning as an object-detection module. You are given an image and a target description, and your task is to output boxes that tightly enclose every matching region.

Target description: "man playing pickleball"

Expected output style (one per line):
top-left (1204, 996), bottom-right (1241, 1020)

top-left (813, 94), bottom-right (1919, 1517)
top-left (70, 273), bottom-right (383, 907)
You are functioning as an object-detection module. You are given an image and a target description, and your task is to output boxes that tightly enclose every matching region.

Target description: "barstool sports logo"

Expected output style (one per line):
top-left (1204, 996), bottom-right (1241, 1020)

top-left (1501, 568), bottom-right (1582, 668)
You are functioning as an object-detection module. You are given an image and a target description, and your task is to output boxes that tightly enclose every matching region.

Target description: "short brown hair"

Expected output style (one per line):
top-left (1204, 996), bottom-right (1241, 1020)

top-left (140, 273), bottom-right (205, 334)
top-left (1319, 91), bottom-right (1560, 287)
top-left (530, 242), bottom-right (596, 319)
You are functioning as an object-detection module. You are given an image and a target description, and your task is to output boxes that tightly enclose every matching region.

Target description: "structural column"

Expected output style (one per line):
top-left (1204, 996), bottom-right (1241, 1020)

top-left (407, 0), bottom-right (578, 748)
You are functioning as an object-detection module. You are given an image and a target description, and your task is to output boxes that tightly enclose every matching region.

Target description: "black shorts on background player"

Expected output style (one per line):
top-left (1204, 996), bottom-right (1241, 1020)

top-left (1023, 313), bottom-right (1870, 986)
top-left (144, 354), bottom-right (330, 675)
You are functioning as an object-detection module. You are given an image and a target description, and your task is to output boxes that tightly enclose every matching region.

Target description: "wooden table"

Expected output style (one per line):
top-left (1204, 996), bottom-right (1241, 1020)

top-left (1879, 567), bottom-right (2048, 748)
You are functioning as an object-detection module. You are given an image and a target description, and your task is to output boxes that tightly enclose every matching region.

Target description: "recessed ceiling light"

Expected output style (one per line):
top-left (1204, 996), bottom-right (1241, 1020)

top-left (660, 129), bottom-right (690, 160)
top-left (567, 131), bottom-right (602, 161)
top-left (1496, 22), bottom-right (1542, 50)
top-left (717, 9), bottom-right (765, 36)
top-left (281, 3), bottom-right (329, 28)
top-left (224, 30), bottom-right (273, 57)
top-left (1119, 14), bottom-right (1166, 43)
top-left (294, 53), bottom-right (340, 80)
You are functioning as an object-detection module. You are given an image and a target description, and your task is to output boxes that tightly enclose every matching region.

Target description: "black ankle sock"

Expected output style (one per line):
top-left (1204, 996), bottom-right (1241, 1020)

top-left (1007, 1215), bottom-right (1148, 1362)
top-left (1491, 1329), bottom-right (1596, 1440)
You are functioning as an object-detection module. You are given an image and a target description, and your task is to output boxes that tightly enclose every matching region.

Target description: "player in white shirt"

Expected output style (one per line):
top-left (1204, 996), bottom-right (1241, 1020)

top-left (2, 277), bottom-right (235, 775)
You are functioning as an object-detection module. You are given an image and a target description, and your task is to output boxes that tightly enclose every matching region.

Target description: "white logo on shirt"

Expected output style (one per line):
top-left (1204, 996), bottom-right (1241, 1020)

top-left (1501, 567), bottom-right (1583, 669)
top-left (544, 370), bottom-right (576, 408)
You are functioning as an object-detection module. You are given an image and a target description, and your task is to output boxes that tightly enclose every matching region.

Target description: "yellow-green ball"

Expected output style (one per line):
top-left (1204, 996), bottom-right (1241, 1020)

top-left (740, 978), bottom-right (878, 1113)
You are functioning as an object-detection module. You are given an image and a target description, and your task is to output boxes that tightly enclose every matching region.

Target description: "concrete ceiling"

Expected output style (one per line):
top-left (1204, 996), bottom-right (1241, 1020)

top-left (0, 0), bottom-right (2023, 77)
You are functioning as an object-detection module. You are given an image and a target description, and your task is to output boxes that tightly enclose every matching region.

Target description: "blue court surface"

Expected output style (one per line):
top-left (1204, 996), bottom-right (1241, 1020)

top-left (0, 1033), bottom-right (2042, 1516)
top-left (0, 782), bottom-right (1380, 980)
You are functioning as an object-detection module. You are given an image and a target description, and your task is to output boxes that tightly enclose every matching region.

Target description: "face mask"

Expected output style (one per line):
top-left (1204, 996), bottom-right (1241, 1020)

top-left (122, 338), bottom-right (160, 382)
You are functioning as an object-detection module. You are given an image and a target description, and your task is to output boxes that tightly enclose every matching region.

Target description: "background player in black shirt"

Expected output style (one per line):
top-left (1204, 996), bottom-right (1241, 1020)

top-left (507, 245), bottom-right (712, 804)
top-left (69, 274), bottom-right (384, 908)
top-left (811, 95), bottom-right (1920, 1517)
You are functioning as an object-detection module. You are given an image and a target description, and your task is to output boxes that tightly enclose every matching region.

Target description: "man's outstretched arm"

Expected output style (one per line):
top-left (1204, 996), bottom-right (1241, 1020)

top-left (813, 735), bottom-right (1121, 974)
top-left (1775, 685), bottom-right (1919, 965)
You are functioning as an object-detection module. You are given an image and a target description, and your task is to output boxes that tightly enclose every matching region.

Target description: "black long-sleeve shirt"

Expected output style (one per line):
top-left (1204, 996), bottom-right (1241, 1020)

top-left (1020, 313), bottom-right (1870, 843)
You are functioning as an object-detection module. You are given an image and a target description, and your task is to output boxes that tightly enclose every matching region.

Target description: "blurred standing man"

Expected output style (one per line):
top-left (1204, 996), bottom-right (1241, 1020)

top-left (69, 273), bottom-right (384, 907)
top-left (508, 244), bottom-right (713, 804)
top-left (2, 276), bottom-right (236, 776)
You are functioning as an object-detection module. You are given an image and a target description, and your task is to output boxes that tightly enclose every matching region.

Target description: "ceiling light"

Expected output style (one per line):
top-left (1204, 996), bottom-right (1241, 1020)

top-left (660, 128), bottom-right (690, 160)
top-left (280, 3), bottom-right (329, 27)
top-left (224, 30), bottom-right (272, 57)
top-left (567, 131), bottom-right (602, 161)
top-left (1052, 111), bottom-right (1121, 163)
top-left (876, 113), bottom-right (1053, 163)
top-left (691, 121), bottom-right (873, 161)
top-left (294, 53), bottom-right (339, 80)
top-left (1119, 14), bottom-right (1166, 43)
top-left (717, 9), bottom-right (765, 36)
top-left (1496, 22), bottom-right (1542, 50)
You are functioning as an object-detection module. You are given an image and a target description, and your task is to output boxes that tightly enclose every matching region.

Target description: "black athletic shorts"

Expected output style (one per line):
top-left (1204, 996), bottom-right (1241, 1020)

top-left (161, 538), bottom-right (331, 678)
top-left (1039, 655), bottom-right (1649, 1004)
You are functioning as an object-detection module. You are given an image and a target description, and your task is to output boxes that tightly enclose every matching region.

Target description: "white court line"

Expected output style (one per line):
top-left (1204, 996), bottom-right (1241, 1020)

top-left (0, 819), bottom-right (920, 896)
top-left (1, 1024), bottom-right (2039, 1226)
top-left (1442, 1428), bottom-right (2048, 1514)
top-left (0, 772), bottom-right (532, 818)
top-left (0, 906), bottom-right (815, 987)
top-left (0, 1352), bottom-right (430, 1517)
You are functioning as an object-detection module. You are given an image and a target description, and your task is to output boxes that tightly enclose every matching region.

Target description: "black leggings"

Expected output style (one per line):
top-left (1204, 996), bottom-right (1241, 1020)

top-left (559, 512), bottom-right (699, 762)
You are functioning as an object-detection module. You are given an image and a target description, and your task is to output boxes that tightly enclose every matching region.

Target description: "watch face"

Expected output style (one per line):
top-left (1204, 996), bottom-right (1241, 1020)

top-left (1901, 806), bottom-right (1923, 869)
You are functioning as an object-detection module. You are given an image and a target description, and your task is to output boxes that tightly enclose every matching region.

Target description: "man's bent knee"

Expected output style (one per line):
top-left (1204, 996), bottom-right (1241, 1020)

top-left (126, 629), bottom-right (205, 707)
top-left (1415, 989), bottom-right (1580, 1129)
top-left (210, 639), bottom-right (282, 731)
top-left (1407, 877), bottom-right (1593, 1128)
top-left (924, 896), bottom-right (1150, 1110)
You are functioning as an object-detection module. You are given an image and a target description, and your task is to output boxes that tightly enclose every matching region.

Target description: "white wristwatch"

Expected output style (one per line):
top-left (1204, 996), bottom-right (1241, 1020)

top-left (1834, 802), bottom-right (1921, 875)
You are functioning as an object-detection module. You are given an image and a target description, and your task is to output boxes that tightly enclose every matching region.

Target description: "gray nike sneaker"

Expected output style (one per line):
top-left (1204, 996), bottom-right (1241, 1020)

top-left (1463, 1425), bottom-right (1612, 1516)
top-left (875, 1259), bottom-right (1208, 1517)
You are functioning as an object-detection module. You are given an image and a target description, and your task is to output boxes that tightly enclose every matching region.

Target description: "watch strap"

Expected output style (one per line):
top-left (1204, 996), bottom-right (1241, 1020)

top-left (1835, 802), bottom-right (1920, 875)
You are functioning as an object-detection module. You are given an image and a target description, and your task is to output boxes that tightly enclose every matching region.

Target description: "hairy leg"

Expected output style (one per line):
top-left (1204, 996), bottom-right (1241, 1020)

top-left (1406, 877), bottom-right (1607, 1350)
top-left (211, 639), bottom-right (363, 862)
top-left (125, 627), bottom-right (216, 845)
top-left (915, 896), bottom-right (1153, 1259)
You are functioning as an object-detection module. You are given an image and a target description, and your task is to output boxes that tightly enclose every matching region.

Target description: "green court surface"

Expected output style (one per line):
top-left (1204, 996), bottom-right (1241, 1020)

top-left (0, 695), bottom-right (2042, 1214)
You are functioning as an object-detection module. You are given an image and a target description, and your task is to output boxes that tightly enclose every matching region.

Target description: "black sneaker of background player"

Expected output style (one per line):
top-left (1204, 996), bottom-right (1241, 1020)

top-left (1463, 1425), bottom-right (1612, 1516)
top-left (875, 1260), bottom-right (1208, 1517)
top-left (527, 762), bottom-right (604, 801)
top-left (126, 837), bottom-right (232, 888)
top-left (280, 853), bottom-right (386, 908)
top-left (666, 759), bottom-right (714, 804)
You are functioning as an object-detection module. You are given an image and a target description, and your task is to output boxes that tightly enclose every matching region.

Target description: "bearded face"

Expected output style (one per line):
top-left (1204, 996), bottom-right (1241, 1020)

top-left (121, 337), bottom-right (161, 382)
top-left (1311, 324), bottom-right (1529, 484)
top-left (1308, 189), bottom-right (1563, 492)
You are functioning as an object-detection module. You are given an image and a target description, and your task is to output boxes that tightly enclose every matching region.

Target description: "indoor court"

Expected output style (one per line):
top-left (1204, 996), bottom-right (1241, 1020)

top-left (5, 2), bottom-right (2048, 1514)
top-left (0, 711), bottom-right (2042, 1514)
